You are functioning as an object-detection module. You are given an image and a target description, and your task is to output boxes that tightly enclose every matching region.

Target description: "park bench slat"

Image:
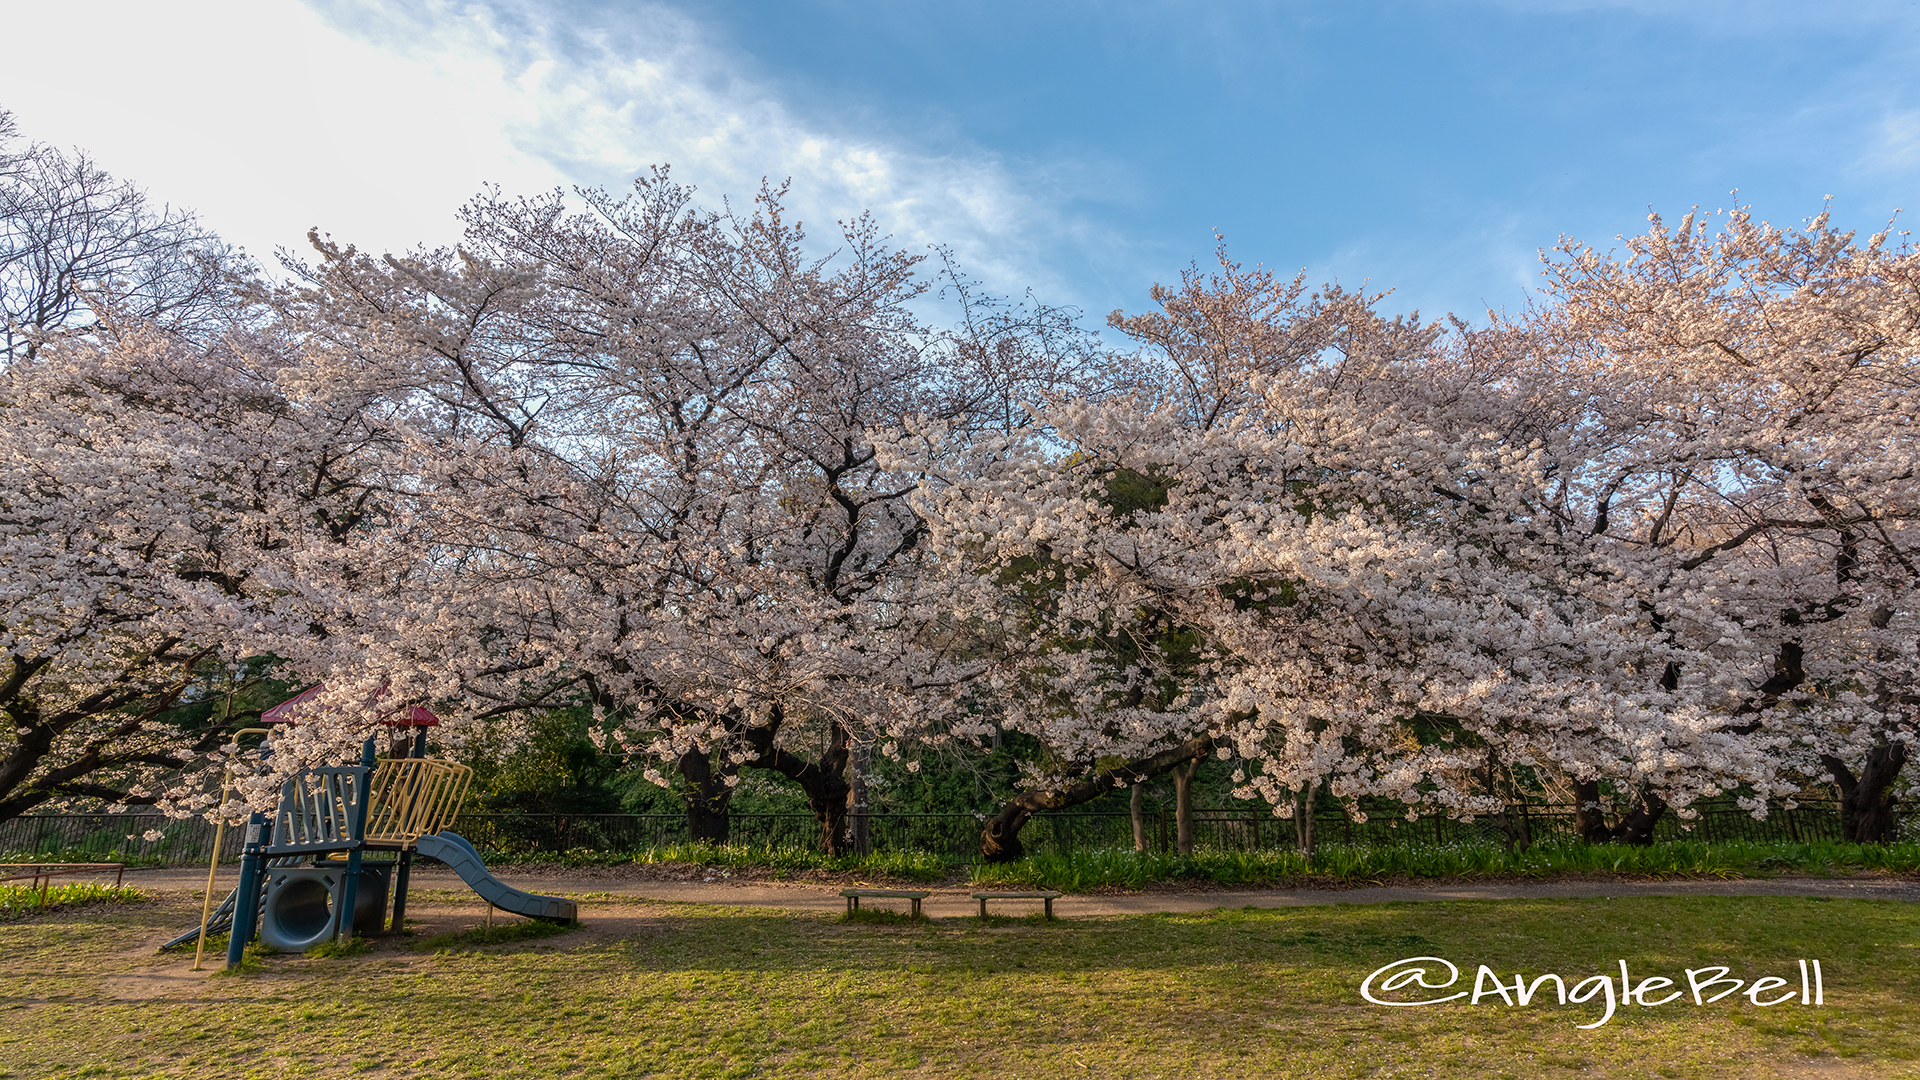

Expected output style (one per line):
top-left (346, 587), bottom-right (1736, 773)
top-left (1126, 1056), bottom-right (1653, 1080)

top-left (970, 890), bottom-right (1063, 919)
top-left (839, 888), bottom-right (931, 917)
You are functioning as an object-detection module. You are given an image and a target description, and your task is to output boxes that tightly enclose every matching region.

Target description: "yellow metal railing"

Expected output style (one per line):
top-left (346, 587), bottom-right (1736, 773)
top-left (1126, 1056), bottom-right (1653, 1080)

top-left (366, 759), bottom-right (473, 847)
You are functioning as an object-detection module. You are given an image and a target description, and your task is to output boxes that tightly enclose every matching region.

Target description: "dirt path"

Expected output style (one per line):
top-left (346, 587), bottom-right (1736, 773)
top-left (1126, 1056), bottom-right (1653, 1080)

top-left (114, 864), bottom-right (1920, 918)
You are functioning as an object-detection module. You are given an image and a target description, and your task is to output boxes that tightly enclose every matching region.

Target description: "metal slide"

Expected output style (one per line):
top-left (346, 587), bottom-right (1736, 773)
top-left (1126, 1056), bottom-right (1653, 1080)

top-left (413, 832), bottom-right (578, 922)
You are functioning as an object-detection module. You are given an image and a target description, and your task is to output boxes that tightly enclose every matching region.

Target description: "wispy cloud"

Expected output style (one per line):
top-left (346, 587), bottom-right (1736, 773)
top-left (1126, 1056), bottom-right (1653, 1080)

top-left (0, 0), bottom-right (1126, 305)
top-left (0, 0), bottom-right (567, 264)
top-left (304, 0), bottom-right (1121, 301)
top-left (1861, 110), bottom-right (1920, 187)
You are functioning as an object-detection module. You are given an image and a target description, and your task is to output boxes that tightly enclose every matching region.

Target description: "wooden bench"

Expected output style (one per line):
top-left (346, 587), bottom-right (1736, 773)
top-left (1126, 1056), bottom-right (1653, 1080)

top-left (840, 888), bottom-right (931, 918)
top-left (971, 890), bottom-right (1063, 920)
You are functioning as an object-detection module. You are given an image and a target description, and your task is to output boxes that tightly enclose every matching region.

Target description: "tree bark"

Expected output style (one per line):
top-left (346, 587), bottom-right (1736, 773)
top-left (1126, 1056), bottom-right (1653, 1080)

top-left (1293, 782), bottom-right (1317, 856)
top-left (1129, 782), bottom-right (1148, 852)
top-left (1571, 779), bottom-right (1666, 845)
top-left (1172, 757), bottom-right (1199, 856)
top-left (1505, 797), bottom-right (1532, 853)
top-left (739, 716), bottom-right (853, 855)
top-left (978, 732), bottom-right (1216, 862)
top-left (1609, 784), bottom-right (1666, 846)
top-left (675, 748), bottom-right (733, 844)
top-left (1821, 743), bottom-right (1910, 843)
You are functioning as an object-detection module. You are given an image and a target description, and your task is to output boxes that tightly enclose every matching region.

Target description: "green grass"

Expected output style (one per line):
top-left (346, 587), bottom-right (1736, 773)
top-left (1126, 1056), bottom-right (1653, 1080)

top-left (468, 838), bottom-right (1920, 893)
top-left (412, 916), bottom-right (580, 952)
top-left (838, 906), bottom-right (929, 926)
top-left (483, 840), bottom-right (957, 881)
top-left (0, 848), bottom-right (176, 867)
top-left (2, 892), bottom-right (1914, 1078)
top-left (206, 940), bottom-right (277, 978)
top-left (304, 935), bottom-right (373, 959)
top-left (0, 880), bottom-right (147, 920)
top-left (967, 839), bottom-right (1920, 891)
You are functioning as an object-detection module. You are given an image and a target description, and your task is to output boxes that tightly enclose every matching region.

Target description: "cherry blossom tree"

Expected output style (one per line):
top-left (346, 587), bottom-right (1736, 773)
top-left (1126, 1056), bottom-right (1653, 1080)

top-left (0, 320), bottom-right (393, 824)
top-left (902, 243), bottom-right (1805, 857)
top-left (1511, 205), bottom-right (1920, 841)
top-left (13, 137), bottom-right (1908, 858)
top-left (251, 173), bottom-right (1091, 851)
top-left (1, 108), bottom-right (242, 362)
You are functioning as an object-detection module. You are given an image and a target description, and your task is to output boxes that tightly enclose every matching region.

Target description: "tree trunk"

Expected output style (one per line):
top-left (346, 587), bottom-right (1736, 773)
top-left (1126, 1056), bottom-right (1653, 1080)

top-left (1822, 743), bottom-right (1910, 843)
top-left (676, 748), bottom-right (734, 844)
top-left (1172, 758), bottom-right (1199, 856)
top-left (1572, 779), bottom-right (1613, 843)
top-left (1572, 779), bottom-right (1666, 845)
top-left (979, 733), bottom-right (1216, 862)
top-left (846, 741), bottom-right (872, 856)
top-left (1129, 782), bottom-right (1148, 852)
top-left (1293, 782), bottom-right (1317, 857)
top-left (1505, 797), bottom-right (1532, 853)
top-left (739, 716), bottom-right (853, 855)
top-left (1609, 784), bottom-right (1666, 846)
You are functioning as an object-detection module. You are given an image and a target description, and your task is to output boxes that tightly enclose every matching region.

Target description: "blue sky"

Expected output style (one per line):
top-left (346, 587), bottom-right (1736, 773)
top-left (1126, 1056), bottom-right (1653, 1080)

top-left (3, 0), bottom-right (1916, 328)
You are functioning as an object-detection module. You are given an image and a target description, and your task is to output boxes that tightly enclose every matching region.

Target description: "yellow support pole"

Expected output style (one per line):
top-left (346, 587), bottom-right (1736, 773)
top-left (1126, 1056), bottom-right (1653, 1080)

top-left (191, 785), bottom-right (231, 972)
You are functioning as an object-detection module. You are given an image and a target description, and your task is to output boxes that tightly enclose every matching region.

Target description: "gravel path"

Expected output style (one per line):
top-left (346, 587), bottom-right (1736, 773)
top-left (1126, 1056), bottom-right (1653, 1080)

top-left (111, 864), bottom-right (1920, 918)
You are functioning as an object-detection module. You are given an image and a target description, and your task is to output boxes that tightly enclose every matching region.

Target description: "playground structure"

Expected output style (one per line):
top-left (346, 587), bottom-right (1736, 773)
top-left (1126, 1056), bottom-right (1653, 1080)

top-left (168, 688), bottom-right (577, 970)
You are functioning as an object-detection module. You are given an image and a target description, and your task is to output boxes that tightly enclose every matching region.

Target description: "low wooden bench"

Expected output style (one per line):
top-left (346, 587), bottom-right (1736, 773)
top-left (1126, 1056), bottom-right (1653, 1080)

top-left (840, 888), bottom-right (931, 918)
top-left (971, 890), bottom-right (1063, 920)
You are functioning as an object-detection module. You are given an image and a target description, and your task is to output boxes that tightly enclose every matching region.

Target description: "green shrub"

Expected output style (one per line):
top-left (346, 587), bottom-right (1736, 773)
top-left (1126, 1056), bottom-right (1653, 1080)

top-left (0, 881), bottom-right (147, 919)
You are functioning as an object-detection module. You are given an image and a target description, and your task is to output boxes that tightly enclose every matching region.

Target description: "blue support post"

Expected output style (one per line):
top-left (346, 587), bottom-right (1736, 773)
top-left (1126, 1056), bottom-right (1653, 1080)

top-left (334, 737), bottom-right (377, 940)
top-left (224, 809), bottom-right (269, 969)
top-left (389, 726), bottom-right (430, 933)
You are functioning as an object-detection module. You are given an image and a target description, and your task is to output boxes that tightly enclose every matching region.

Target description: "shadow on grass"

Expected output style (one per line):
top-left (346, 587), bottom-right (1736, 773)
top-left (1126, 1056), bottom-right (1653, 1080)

top-left (611, 893), bottom-right (1920, 980)
top-left (838, 907), bottom-right (929, 926)
top-left (971, 912), bottom-right (1068, 929)
top-left (413, 916), bottom-right (580, 952)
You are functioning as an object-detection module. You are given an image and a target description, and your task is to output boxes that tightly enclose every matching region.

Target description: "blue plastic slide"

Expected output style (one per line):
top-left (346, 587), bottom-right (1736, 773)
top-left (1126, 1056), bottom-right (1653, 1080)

top-left (413, 832), bottom-right (578, 922)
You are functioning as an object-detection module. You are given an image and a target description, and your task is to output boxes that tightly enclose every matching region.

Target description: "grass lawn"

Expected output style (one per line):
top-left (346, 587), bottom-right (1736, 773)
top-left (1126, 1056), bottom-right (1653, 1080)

top-left (443, 838), bottom-right (1920, 890)
top-left (1, 891), bottom-right (1915, 1079)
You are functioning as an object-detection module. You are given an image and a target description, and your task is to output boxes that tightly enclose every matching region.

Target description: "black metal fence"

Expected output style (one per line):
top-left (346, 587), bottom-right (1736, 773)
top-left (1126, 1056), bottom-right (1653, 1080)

top-left (3, 800), bottom-right (1908, 866)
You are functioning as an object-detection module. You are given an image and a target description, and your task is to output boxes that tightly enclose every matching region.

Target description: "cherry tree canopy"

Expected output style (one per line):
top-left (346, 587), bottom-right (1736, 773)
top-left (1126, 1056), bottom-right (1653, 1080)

top-left (11, 149), bottom-right (1908, 851)
top-left (0, 322), bottom-right (391, 822)
top-left (1505, 206), bottom-right (1920, 840)
top-left (246, 175), bottom-right (1092, 848)
top-left (899, 209), bottom-right (1917, 845)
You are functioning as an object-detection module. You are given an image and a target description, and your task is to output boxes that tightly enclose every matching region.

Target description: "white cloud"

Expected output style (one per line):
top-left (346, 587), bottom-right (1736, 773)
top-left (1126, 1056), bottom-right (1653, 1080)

top-left (0, 0), bottom-right (1111, 300)
top-left (0, 0), bottom-right (566, 264)
top-left (300, 0), bottom-right (1102, 296)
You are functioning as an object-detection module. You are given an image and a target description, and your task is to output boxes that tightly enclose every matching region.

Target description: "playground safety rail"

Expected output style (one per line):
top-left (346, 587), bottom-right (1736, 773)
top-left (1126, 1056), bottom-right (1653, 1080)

top-left (365, 758), bottom-right (472, 846)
